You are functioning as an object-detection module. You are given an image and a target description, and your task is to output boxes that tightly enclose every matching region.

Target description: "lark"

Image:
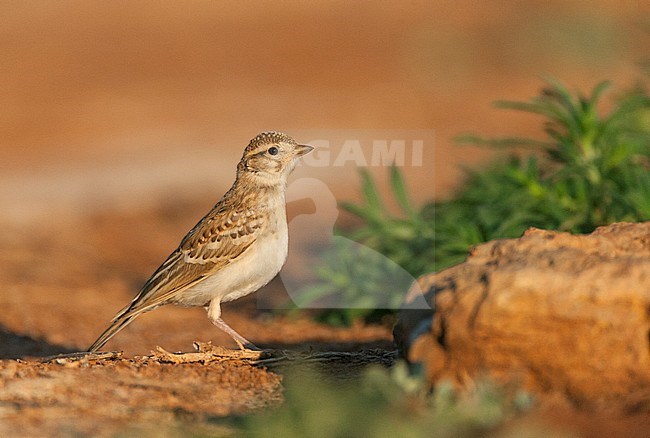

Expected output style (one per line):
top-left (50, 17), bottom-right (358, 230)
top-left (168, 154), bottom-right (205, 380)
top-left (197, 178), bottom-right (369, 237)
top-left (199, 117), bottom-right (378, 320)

top-left (88, 132), bottom-right (313, 352)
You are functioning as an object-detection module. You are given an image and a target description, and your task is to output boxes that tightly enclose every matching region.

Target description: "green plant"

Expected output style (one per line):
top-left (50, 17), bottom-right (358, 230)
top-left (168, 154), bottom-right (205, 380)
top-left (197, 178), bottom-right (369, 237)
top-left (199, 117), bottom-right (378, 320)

top-left (453, 78), bottom-right (650, 232)
top-left (290, 167), bottom-right (435, 326)
top-left (238, 362), bottom-right (532, 438)
top-left (297, 78), bottom-right (650, 325)
top-left (340, 166), bottom-right (437, 277)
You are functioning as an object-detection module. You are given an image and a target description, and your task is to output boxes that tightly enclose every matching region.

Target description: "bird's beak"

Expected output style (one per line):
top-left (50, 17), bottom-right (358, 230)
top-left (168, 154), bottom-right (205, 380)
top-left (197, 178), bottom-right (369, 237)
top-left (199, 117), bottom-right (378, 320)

top-left (294, 144), bottom-right (314, 156)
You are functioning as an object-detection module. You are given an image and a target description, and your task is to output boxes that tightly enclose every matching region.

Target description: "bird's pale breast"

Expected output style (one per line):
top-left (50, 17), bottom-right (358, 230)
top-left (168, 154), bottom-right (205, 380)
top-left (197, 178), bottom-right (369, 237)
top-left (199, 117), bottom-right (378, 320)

top-left (174, 208), bottom-right (288, 307)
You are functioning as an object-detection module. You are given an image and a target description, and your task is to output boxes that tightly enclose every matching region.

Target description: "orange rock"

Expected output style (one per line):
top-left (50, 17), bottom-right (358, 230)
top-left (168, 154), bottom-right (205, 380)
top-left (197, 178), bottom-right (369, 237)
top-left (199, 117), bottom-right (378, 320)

top-left (394, 222), bottom-right (650, 409)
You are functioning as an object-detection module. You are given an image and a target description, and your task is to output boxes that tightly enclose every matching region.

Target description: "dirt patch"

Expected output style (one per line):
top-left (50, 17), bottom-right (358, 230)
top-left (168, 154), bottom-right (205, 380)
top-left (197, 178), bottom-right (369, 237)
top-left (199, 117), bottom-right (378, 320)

top-left (0, 199), bottom-right (395, 435)
top-left (0, 356), bottom-right (282, 436)
top-left (0, 343), bottom-right (397, 436)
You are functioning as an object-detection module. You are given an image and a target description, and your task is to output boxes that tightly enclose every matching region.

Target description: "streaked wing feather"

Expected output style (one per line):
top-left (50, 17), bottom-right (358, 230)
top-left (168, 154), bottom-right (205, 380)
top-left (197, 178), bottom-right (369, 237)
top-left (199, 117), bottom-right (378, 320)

top-left (114, 202), bottom-right (262, 319)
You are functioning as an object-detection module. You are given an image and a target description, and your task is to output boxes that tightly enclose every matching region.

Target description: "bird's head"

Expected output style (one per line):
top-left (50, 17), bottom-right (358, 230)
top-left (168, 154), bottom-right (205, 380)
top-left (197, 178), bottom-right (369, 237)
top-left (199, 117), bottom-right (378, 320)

top-left (238, 132), bottom-right (313, 184)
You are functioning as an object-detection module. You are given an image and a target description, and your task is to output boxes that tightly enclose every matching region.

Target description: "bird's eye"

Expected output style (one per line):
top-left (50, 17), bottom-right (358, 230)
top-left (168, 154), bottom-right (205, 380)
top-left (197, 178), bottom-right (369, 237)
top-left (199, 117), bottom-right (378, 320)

top-left (267, 146), bottom-right (279, 156)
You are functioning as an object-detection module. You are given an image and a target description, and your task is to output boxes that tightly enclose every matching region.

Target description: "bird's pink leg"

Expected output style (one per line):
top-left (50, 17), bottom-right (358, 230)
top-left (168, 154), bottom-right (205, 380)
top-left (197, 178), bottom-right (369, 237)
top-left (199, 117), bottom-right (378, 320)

top-left (206, 300), bottom-right (259, 350)
top-left (210, 317), bottom-right (260, 351)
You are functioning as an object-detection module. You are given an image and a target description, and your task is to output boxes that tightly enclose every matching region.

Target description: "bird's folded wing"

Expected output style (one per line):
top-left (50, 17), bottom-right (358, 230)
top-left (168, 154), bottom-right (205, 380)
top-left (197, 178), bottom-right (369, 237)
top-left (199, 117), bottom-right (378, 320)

top-left (112, 205), bottom-right (263, 320)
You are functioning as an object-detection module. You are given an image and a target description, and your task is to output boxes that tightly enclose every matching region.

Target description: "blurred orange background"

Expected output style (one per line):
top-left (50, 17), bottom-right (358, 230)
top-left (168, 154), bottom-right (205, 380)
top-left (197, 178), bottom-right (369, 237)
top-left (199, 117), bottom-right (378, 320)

top-left (0, 0), bottom-right (648, 225)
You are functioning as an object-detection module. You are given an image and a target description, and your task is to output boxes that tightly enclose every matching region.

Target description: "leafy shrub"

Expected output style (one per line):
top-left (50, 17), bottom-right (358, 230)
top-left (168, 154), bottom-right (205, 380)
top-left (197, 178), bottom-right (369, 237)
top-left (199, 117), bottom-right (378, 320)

top-left (296, 78), bottom-right (650, 326)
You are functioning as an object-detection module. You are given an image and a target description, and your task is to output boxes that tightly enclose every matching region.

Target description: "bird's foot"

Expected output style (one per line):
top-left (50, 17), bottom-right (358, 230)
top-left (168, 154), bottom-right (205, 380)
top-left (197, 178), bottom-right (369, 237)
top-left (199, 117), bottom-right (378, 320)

top-left (209, 316), bottom-right (261, 351)
top-left (235, 339), bottom-right (261, 351)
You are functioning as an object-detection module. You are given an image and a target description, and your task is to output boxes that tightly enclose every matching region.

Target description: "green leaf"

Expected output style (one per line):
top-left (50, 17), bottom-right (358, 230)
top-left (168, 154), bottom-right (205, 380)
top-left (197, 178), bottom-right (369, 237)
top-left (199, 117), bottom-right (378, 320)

top-left (389, 165), bottom-right (415, 217)
top-left (360, 169), bottom-right (384, 214)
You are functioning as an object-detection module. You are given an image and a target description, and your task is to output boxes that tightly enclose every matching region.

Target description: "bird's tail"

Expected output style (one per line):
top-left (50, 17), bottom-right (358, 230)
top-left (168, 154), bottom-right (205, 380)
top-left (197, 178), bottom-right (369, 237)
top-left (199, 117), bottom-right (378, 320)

top-left (87, 314), bottom-right (137, 352)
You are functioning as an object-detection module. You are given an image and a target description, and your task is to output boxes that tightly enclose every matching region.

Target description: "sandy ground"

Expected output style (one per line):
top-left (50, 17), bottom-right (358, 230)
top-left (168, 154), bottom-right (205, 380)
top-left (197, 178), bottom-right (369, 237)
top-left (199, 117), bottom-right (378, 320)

top-left (0, 199), bottom-right (396, 436)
